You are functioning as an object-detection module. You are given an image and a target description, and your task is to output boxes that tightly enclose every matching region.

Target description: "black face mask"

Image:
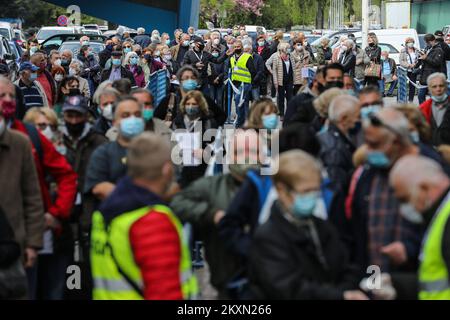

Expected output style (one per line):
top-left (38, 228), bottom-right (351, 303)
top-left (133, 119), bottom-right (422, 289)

top-left (317, 82), bottom-right (326, 94)
top-left (144, 54), bottom-right (152, 61)
top-left (68, 88), bottom-right (81, 96)
top-left (325, 81), bottom-right (344, 90)
top-left (66, 122), bottom-right (85, 137)
top-left (369, 42), bottom-right (375, 47)
top-left (234, 48), bottom-right (242, 55)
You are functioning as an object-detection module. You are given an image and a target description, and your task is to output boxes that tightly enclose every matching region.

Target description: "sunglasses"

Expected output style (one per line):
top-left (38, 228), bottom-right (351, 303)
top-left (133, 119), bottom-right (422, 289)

top-left (37, 123), bottom-right (55, 130)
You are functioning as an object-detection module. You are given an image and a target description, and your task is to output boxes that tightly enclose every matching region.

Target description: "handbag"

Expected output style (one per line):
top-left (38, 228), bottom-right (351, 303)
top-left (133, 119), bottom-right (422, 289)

top-left (0, 258), bottom-right (28, 299)
top-left (364, 61), bottom-right (382, 78)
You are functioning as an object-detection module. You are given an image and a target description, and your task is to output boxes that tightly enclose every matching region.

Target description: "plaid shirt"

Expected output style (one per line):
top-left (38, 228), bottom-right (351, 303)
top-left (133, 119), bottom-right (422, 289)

top-left (367, 172), bottom-right (421, 272)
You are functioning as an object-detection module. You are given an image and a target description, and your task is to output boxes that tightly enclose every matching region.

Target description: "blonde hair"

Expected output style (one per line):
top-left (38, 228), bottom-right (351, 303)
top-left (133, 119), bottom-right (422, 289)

top-left (313, 88), bottom-right (345, 119)
top-left (180, 90), bottom-right (209, 116)
top-left (278, 42), bottom-right (290, 53)
top-left (24, 107), bottom-right (58, 127)
top-left (394, 103), bottom-right (431, 144)
top-left (273, 150), bottom-right (321, 189)
top-left (247, 98), bottom-right (278, 129)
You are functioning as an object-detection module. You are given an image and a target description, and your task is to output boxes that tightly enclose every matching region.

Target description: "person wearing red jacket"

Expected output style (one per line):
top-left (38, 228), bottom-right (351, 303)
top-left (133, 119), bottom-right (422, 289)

top-left (418, 72), bottom-right (450, 146)
top-left (1, 77), bottom-right (77, 300)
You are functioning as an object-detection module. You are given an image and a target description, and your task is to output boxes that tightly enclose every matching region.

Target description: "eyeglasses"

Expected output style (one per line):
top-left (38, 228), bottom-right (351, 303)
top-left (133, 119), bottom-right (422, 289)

top-left (36, 123), bottom-right (53, 130)
top-left (124, 46), bottom-right (132, 49)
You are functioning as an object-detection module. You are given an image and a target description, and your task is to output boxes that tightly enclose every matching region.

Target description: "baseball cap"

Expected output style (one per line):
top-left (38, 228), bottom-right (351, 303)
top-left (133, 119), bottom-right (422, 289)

top-left (435, 30), bottom-right (444, 37)
top-left (19, 62), bottom-right (39, 72)
top-left (62, 95), bottom-right (89, 114)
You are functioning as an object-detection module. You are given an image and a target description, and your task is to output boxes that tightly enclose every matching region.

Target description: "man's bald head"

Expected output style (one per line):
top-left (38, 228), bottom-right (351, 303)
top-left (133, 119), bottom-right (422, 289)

top-left (390, 155), bottom-right (450, 211)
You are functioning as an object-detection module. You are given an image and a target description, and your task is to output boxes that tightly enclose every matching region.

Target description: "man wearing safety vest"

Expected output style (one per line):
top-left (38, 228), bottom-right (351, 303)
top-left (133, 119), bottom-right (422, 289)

top-left (90, 132), bottom-right (198, 300)
top-left (227, 40), bottom-right (257, 128)
top-left (389, 155), bottom-right (450, 300)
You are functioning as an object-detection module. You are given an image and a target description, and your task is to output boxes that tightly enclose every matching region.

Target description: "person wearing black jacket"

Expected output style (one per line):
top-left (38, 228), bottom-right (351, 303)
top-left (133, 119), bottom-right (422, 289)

top-left (183, 37), bottom-right (231, 95)
top-left (77, 45), bottom-right (101, 94)
top-left (254, 35), bottom-right (271, 96)
top-left (434, 30), bottom-right (450, 77)
top-left (338, 40), bottom-right (356, 77)
top-left (99, 40), bottom-right (114, 69)
top-left (248, 150), bottom-right (366, 300)
top-left (100, 51), bottom-right (136, 86)
top-left (208, 46), bottom-right (226, 111)
top-left (154, 65), bottom-right (227, 127)
top-left (364, 33), bottom-right (382, 87)
top-left (418, 34), bottom-right (445, 104)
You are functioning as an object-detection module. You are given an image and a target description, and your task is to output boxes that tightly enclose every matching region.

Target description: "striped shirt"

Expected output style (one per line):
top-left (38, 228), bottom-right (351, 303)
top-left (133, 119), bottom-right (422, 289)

top-left (17, 79), bottom-right (45, 110)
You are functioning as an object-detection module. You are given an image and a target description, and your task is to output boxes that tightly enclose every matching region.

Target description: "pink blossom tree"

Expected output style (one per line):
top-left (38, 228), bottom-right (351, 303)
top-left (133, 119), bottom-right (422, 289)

top-left (234, 0), bottom-right (265, 16)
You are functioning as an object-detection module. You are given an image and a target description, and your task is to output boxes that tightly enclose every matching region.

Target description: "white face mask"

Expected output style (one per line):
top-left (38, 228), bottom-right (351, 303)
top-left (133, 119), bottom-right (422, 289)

top-left (399, 203), bottom-right (423, 224)
top-left (154, 51), bottom-right (161, 56)
top-left (69, 68), bottom-right (77, 76)
top-left (42, 126), bottom-right (54, 140)
top-left (102, 104), bottom-right (114, 121)
top-left (55, 59), bottom-right (62, 66)
top-left (54, 74), bottom-right (64, 82)
top-left (213, 39), bottom-right (220, 45)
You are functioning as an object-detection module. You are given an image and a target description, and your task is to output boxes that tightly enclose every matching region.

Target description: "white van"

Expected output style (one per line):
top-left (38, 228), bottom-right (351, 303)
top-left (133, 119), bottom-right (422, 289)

top-left (0, 22), bottom-right (15, 41)
top-left (36, 26), bottom-right (77, 44)
top-left (338, 29), bottom-right (420, 65)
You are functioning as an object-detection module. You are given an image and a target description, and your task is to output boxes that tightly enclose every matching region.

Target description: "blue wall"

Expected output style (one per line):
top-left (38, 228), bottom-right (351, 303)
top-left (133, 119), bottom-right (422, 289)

top-left (44, 0), bottom-right (199, 33)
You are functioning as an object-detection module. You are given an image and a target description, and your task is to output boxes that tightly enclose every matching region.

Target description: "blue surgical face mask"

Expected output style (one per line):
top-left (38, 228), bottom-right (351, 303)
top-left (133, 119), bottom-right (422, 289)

top-left (366, 151), bottom-right (390, 168)
top-left (345, 89), bottom-right (357, 97)
top-left (292, 191), bottom-right (320, 219)
top-left (124, 47), bottom-right (132, 54)
top-left (166, 39), bottom-right (171, 45)
top-left (82, 41), bottom-right (90, 47)
top-left (410, 131), bottom-right (420, 144)
top-left (29, 46), bottom-right (38, 55)
top-left (182, 79), bottom-right (198, 91)
top-left (130, 56), bottom-right (139, 65)
top-left (112, 58), bottom-right (122, 66)
top-left (120, 116), bottom-right (145, 139)
top-left (431, 93), bottom-right (448, 104)
top-left (143, 109), bottom-right (154, 121)
top-left (30, 72), bottom-right (38, 81)
top-left (185, 105), bottom-right (200, 117)
top-left (212, 52), bottom-right (219, 58)
top-left (360, 105), bottom-right (382, 120)
top-left (262, 113), bottom-right (278, 129)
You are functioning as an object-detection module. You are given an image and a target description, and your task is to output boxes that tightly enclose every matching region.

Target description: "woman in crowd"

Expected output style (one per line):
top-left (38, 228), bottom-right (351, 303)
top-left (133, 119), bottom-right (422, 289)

top-left (268, 42), bottom-right (295, 118)
top-left (124, 51), bottom-right (146, 88)
top-left (246, 98), bottom-right (279, 130)
top-left (51, 66), bottom-right (66, 86)
top-left (364, 33), bottom-right (382, 87)
top-left (68, 60), bottom-right (91, 99)
top-left (315, 37), bottom-right (332, 66)
top-left (171, 90), bottom-right (218, 188)
top-left (399, 37), bottom-right (420, 102)
top-left (53, 76), bottom-right (81, 116)
top-left (291, 38), bottom-right (311, 94)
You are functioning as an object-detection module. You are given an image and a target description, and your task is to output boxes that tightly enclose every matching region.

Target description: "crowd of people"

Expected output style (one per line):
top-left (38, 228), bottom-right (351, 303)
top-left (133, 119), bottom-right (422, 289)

top-left (0, 24), bottom-right (450, 301)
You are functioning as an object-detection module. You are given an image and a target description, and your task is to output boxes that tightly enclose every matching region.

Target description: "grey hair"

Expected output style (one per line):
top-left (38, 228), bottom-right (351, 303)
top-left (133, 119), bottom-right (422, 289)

top-left (390, 155), bottom-right (447, 194)
top-left (364, 107), bottom-right (412, 144)
top-left (427, 72), bottom-right (447, 87)
top-left (278, 42), bottom-right (290, 53)
top-left (92, 80), bottom-right (113, 105)
top-left (137, 27), bottom-right (145, 34)
top-left (343, 40), bottom-right (354, 48)
top-left (61, 49), bottom-right (73, 57)
top-left (328, 95), bottom-right (359, 123)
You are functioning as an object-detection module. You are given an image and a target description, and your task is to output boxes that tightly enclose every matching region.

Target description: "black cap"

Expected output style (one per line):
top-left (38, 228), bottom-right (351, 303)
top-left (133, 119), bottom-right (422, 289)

top-left (62, 95), bottom-right (89, 114)
top-left (435, 30), bottom-right (444, 37)
top-left (193, 36), bottom-right (204, 45)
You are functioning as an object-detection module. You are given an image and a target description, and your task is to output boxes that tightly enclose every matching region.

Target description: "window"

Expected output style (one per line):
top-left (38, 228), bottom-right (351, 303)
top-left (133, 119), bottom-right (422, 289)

top-left (37, 29), bottom-right (74, 41)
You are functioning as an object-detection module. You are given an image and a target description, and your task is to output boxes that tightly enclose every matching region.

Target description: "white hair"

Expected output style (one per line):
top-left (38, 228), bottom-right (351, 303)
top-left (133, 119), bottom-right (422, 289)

top-left (137, 27), bottom-right (145, 34)
top-left (93, 80), bottom-right (113, 105)
top-left (343, 39), bottom-right (354, 48)
top-left (328, 95), bottom-right (359, 123)
top-left (427, 72), bottom-right (447, 87)
top-left (124, 51), bottom-right (138, 65)
top-left (278, 42), bottom-right (290, 53)
top-left (390, 155), bottom-right (447, 194)
top-left (364, 107), bottom-right (412, 144)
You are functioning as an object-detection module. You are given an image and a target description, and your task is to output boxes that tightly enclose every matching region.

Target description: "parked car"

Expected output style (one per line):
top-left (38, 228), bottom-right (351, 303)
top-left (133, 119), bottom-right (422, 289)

top-left (0, 35), bottom-right (18, 80)
top-left (0, 22), bottom-right (15, 41)
top-left (40, 33), bottom-right (107, 54)
top-left (36, 26), bottom-right (78, 44)
top-left (13, 29), bottom-right (26, 48)
top-left (58, 40), bottom-right (105, 56)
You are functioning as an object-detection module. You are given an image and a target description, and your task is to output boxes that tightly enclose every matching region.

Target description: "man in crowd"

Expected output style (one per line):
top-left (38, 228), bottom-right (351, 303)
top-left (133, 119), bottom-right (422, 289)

top-left (90, 132), bottom-right (198, 300)
top-left (418, 34), bottom-right (445, 104)
top-left (31, 52), bottom-right (56, 107)
top-left (419, 72), bottom-right (450, 146)
top-left (94, 87), bottom-right (120, 136)
top-left (134, 27), bottom-right (151, 49)
top-left (14, 62), bottom-right (47, 110)
top-left (389, 155), bottom-right (450, 300)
